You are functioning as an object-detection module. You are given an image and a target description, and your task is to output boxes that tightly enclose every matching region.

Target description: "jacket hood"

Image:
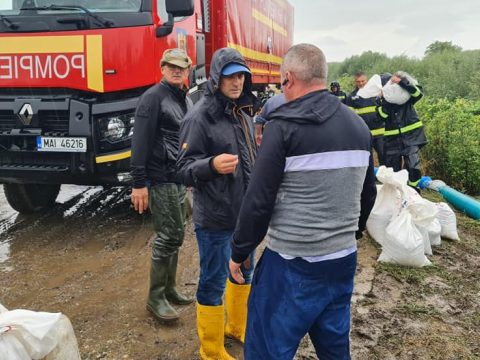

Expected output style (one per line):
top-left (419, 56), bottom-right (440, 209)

top-left (206, 47), bottom-right (259, 115)
top-left (268, 89), bottom-right (341, 125)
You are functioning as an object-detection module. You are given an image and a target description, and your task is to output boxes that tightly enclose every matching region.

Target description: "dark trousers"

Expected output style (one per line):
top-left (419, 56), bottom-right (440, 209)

top-left (149, 184), bottom-right (186, 260)
top-left (372, 135), bottom-right (385, 166)
top-left (385, 145), bottom-right (422, 183)
top-left (245, 248), bottom-right (357, 360)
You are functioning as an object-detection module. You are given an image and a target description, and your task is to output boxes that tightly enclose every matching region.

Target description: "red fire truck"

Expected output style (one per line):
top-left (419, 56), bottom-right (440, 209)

top-left (0, 0), bottom-right (294, 213)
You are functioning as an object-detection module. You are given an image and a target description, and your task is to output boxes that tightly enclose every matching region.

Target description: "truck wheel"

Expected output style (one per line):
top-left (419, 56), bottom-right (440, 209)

top-left (3, 184), bottom-right (61, 214)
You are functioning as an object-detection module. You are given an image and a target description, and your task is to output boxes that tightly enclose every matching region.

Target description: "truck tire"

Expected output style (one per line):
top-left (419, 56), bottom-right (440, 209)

top-left (3, 183), bottom-right (61, 214)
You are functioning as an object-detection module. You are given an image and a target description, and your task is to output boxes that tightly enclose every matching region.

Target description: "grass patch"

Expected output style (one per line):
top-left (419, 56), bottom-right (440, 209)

top-left (395, 303), bottom-right (441, 317)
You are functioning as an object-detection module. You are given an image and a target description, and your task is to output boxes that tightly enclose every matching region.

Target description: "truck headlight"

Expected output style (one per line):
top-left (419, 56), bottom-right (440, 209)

top-left (98, 113), bottom-right (135, 143)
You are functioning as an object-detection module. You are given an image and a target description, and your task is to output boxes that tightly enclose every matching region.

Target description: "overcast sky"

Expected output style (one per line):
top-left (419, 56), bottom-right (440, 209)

top-left (289, 0), bottom-right (480, 62)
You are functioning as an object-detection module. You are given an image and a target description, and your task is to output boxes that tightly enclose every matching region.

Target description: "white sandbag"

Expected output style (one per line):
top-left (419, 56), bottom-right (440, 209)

top-left (44, 315), bottom-right (81, 360)
top-left (428, 218), bottom-right (442, 246)
top-left (366, 169), bottom-right (404, 245)
top-left (366, 166), bottom-right (408, 245)
top-left (0, 305), bottom-right (80, 360)
top-left (357, 74), bottom-right (382, 99)
top-left (435, 202), bottom-right (460, 240)
top-left (378, 208), bottom-right (431, 267)
top-left (416, 226), bottom-right (433, 255)
top-left (382, 82), bottom-right (410, 105)
top-left (382, 71), bottom-right (419, 105)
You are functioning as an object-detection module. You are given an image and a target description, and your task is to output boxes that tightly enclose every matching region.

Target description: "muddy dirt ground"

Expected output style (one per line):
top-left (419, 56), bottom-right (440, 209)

top-left (0, 185), bottom-right (479, 360)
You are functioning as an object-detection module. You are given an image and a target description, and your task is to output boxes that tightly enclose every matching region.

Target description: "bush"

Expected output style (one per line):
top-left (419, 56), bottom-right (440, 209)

top-left (417, 98), bottom-right (480, 194)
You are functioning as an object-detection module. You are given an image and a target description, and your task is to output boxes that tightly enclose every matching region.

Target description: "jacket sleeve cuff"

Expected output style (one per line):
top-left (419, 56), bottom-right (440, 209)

top-left (195, 156), bottom-right (219, 181)
top-left (231, 250), bottom-right (249, 264)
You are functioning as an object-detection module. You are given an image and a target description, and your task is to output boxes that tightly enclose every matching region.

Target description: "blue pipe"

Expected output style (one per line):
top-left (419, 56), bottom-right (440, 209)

top-left (437, 186), bottom-right (480, 220)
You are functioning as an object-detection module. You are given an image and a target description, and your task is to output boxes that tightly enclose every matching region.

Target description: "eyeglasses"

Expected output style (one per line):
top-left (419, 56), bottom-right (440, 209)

top-left (281, 77), bottom-right (289, 87)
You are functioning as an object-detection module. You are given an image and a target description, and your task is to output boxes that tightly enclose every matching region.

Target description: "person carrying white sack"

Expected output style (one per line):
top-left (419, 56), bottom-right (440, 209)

top-left (376, 72), bottom-right (427, 192)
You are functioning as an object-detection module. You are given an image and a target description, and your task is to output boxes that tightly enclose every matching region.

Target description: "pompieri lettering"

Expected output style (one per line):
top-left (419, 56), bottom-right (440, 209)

top-left (0, 54), bottom-right (85, 80)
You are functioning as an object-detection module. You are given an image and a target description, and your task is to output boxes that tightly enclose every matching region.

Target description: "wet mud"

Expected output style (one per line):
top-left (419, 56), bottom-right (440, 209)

top-left (0, 186), bottom-right (478, 359)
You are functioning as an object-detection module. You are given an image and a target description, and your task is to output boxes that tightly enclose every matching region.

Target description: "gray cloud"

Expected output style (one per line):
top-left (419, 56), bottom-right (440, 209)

top-left (289, 0), bottom-right (480, 61)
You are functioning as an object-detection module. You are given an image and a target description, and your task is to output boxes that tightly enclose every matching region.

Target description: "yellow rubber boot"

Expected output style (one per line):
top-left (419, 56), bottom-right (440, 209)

top-left (224, 279), bottom-right (251, 344)
top-left (196, 303), bottom-right (235, 360)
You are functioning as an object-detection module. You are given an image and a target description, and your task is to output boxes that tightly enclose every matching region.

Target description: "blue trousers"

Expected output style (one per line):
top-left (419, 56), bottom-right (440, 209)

top-left (245, 248), bottom-right (357, 360)
top-left (195, 226), bottom-right (254, 306)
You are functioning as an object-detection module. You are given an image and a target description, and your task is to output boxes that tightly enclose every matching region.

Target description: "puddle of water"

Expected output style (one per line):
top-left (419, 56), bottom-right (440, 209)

top-left (0, 238), bottom-right (10, 263)
top-left (62, 187), bottom-right (104, 217)
top-left (0, 185), bottom-right (17, 220)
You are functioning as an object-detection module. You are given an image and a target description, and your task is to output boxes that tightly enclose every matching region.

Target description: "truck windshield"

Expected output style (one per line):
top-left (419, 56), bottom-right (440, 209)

top-left (0, 0), bottom-right (142, 15)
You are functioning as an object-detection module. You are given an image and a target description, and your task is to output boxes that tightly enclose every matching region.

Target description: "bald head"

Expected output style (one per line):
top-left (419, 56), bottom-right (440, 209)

top-left (281, 44), bottom-right (328, 86)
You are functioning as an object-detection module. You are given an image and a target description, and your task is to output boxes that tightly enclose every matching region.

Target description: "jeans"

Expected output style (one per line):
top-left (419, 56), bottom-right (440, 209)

top-left (195, 226), bottom-right (254, 306)
top-left (149, 183), bottom-right (186, 260)
top-left (245, 248), bottom-right (357, 360)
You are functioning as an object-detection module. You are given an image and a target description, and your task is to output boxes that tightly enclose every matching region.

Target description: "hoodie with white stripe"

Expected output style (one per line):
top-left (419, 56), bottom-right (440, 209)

top-left (231, 89), bottom-right (377, 263)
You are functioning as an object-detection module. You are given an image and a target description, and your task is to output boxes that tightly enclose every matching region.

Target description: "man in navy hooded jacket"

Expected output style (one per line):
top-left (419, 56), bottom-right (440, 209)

top-left (177, 47), bottom-right (259, 360)
top-left (229, 44), bottom-right (377, 360)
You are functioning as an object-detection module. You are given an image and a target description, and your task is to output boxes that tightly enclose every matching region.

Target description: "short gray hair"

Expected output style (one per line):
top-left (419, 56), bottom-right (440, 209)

top-left (281, 44), bottom-right (328, 85)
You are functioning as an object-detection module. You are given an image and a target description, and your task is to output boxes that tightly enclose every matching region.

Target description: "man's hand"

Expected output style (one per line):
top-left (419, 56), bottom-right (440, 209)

top-left (254, 123), bottom-right (264, 147)
top-left (131, 187), bottom-right (149, 214)
top-left (229, 258), bottom-right (246, 284)
top-left (390, 74), bottom-right (402, 84)
top-left (212, 153), bottom-right (239, 174)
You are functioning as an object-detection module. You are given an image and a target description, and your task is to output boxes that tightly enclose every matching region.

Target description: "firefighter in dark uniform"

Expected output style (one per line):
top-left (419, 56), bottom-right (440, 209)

top-left (330, 81), bottom-right (347, 104)
top-left (376, 72), bottom-right (426, 189)
top-left (346, 72), bottom-right (385, 165)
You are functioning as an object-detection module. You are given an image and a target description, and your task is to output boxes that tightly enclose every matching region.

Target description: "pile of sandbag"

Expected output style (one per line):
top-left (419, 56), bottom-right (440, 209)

top-left (0, 304), bottom-right (81, 360)
top-left (366, 166), bottom-right (459, 267)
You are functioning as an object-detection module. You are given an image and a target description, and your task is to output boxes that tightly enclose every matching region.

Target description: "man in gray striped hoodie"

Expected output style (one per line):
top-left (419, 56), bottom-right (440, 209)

top-left (229, 44), bottom-right (377, 360)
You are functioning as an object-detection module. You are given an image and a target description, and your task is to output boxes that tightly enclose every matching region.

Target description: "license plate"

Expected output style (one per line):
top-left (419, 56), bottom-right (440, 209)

top-left (37, 137), bottom-right (87, 152)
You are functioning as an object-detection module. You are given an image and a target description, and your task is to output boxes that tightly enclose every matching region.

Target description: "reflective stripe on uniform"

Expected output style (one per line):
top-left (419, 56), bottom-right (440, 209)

top-left (377, 106), bottom-right (388, 119)
top-left (408, 179), bottom-right (421, 187)
top-left (354, 106), bottom-right (376, 115)
top-left (384, 121), bottom-right (423, 136)
top-left (371, 128), bottom-right (385, 136)
top-left (411, 86), bottom-right (421, 98)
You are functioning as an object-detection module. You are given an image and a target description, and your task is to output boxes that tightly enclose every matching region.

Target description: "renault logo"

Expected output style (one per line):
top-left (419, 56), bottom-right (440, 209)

top-left (18, 103), bottom-right (34, 125)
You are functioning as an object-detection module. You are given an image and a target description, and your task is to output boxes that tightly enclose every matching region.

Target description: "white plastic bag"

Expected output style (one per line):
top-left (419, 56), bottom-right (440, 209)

top-left (378, 208), bottom-right (431, 267)
top-left (0, 305), bottom-right (80, 360)
top-left (435, 202), bottom-right (460, 240)
top-left (366, 167), bottom-right (404, 245)
top-left (357, 74), bottom-right (382, 99)
top-left (44, 315), bottom-right (81, 360)
top-left (382, 82), bottom-right (410, 105)
top-left (427, 218), bottom-right (442, 247)
top-left (382, 71), bottom-right (419, 105)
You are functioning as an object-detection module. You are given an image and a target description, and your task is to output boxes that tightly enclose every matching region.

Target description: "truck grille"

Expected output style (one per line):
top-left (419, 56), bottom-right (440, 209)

top-left (0, 151), bottom-right (70, 170)
top-left (39, 110), bottom-right (70, 133)
top-left (0, 109), bottom-right (69, 133)
top-left (0, 110), bottom-right (16, 133)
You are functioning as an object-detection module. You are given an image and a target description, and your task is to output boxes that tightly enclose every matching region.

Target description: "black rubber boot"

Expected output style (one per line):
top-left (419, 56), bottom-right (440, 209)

top-left (165, 252), bottom-right (194, 305)
top-left (146, 257), bottom-right (179, 322)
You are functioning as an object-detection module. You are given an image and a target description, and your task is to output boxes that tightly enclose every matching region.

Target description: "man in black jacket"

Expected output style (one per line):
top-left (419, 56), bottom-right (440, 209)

top-left (330, 81), bottom-right (347, 104)
top-left (347, 72), bottom-right (386, 165)
top-left (130, 48), bottom-right (194, 322)
top-left (377, 72), bottom-right (426, 189)
top-left (177, 47), bottom-right (258, 360)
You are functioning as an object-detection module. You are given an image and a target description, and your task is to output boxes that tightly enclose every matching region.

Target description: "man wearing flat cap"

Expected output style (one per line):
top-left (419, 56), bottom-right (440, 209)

top-left (130, 48), bottom-right (194, 322)
top-left (177, 47), bottom-right (259, 359)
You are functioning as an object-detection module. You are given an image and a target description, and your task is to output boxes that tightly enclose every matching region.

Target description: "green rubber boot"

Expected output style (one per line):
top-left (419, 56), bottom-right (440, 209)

top-left (146, 257), bottom-right (179, 322)
top-left (166, 252), bottom-right (194, 305)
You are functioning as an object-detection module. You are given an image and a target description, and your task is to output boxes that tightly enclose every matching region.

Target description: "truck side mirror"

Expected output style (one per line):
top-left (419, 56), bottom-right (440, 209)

top-left (156, 13), bottom-right (174, 37)
top-left (166, 0), bottom-right (194, 17)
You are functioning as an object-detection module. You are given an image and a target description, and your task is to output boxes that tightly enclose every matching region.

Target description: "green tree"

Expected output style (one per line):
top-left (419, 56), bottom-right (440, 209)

top-left (424, 41), bottom-right (462, 56)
